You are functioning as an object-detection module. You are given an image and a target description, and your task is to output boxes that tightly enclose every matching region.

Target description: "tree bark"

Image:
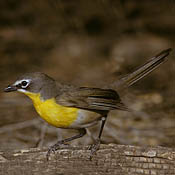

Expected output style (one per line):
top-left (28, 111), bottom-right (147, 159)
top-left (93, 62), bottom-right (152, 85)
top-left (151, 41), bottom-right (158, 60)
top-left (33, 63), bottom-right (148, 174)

top-left (0, 144), bottom-right (175, 175)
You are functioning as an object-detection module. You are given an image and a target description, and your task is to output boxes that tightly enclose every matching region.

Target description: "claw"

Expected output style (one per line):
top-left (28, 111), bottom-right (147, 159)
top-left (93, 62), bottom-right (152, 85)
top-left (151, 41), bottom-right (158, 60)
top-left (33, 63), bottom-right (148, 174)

top-left (89, 139), bottom-right (101, 160)
top-left (46, 145), bottom-right (56, 161)
top-left (46, 142), bottom-right (70, 161)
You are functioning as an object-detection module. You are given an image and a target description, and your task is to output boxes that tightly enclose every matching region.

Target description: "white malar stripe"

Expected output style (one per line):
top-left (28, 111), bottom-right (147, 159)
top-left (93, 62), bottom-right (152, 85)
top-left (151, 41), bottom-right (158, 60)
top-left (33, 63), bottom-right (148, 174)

top-left (17, 89), bottom-right (28, 93)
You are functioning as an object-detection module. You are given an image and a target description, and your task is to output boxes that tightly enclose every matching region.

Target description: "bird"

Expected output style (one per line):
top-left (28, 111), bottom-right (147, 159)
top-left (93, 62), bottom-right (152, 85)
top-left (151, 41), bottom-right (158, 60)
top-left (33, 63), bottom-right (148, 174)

top-left (4, 48), bottom-right (172, 160)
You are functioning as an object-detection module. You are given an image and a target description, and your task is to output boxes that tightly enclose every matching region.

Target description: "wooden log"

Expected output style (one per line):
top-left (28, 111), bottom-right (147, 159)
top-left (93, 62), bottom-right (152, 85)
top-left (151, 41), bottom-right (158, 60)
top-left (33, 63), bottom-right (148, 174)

top-left (0, 144), bottom-right (175, 175)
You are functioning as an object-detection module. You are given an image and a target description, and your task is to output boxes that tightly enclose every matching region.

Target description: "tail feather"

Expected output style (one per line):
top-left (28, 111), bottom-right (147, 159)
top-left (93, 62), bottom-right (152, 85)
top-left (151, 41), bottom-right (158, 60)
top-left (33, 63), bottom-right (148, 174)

top-left (113, 48), bottom-right (172, 90)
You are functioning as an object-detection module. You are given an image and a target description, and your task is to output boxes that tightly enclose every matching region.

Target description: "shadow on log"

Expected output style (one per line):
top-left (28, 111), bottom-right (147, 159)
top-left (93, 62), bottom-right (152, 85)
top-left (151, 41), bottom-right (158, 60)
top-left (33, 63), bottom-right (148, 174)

top-left (0, 144), bottom-right (175, 175)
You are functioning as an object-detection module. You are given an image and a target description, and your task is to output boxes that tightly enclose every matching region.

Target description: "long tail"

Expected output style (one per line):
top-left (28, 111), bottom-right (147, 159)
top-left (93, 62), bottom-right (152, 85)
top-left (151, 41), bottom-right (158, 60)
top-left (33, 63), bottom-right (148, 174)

top-left (111, 48), bottom-right (172, 90)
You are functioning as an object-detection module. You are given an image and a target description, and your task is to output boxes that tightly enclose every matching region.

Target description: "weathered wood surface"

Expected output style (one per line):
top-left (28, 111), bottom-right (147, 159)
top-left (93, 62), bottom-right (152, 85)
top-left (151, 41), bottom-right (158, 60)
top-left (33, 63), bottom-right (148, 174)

top-left (0, 144), bottom-right (175, 175)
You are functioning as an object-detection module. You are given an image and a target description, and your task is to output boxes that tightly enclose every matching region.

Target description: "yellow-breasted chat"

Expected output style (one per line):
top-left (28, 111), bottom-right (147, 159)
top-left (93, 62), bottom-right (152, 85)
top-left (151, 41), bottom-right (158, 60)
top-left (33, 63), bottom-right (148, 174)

top-left (4, 48), bottom-right (172, 160)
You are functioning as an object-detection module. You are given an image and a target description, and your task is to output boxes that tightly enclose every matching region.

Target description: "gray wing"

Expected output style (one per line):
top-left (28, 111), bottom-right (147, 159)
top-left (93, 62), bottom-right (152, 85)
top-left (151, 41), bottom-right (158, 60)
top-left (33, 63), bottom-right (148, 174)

top-left (56, 87), bottom-right (129, 112)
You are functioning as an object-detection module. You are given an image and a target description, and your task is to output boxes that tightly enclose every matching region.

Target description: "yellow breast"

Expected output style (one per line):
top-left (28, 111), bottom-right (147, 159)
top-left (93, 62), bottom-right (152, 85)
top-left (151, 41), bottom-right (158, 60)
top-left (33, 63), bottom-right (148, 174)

top-left (24, 92), bottom-right (78, 128)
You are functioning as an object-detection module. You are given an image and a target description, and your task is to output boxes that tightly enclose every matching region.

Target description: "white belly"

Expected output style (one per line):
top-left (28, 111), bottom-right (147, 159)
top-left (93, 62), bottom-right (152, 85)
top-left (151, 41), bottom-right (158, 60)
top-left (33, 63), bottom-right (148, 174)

top-left (70, 109), bottom-right (101, 128)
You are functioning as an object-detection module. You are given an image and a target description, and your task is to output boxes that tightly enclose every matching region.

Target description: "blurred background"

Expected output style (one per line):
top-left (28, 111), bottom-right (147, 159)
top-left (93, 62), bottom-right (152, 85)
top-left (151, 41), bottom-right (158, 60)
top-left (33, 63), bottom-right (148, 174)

top-left (0, 0), bottom-right (174, 150)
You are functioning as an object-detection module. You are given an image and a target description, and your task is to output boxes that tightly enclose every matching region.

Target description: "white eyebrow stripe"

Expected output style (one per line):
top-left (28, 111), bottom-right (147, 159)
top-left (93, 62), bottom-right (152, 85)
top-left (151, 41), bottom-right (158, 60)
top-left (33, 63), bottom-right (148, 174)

top-left (14, 79), bottom-right (31, 86)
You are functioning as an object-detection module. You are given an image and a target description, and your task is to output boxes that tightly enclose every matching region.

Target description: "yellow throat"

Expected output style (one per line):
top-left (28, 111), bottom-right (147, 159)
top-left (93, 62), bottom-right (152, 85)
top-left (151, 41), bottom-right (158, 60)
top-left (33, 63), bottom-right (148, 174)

top-left (23, 92), bottom-right (78, 128)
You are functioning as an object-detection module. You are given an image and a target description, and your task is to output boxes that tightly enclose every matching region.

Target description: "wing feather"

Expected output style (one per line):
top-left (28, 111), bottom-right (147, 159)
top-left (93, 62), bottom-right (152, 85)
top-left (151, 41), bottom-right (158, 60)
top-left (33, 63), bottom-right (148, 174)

top-left (56, 87), bottom-right (129, 112)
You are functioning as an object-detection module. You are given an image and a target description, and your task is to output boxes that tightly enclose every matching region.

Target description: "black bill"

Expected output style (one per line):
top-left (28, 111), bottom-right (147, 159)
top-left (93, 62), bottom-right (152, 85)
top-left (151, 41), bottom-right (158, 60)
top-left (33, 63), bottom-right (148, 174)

top-left (4, 85), bottom-right (17, 92)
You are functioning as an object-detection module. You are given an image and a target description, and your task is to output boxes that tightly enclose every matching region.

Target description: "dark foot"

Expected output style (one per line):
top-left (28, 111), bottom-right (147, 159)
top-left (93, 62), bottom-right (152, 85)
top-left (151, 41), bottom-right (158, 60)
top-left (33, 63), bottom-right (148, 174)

top-left (89, 139), bottom-right (101, 160)
top-left (46, 141), bottom-right (69, 161)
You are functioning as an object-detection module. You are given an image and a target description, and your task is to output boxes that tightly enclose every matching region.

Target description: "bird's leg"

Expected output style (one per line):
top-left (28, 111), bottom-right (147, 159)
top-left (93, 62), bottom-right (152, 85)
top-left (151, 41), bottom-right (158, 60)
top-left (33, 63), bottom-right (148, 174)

top-left (89, 115), bottom-right (107, 159)
top-left (46, 128), bottom-right (86, 160)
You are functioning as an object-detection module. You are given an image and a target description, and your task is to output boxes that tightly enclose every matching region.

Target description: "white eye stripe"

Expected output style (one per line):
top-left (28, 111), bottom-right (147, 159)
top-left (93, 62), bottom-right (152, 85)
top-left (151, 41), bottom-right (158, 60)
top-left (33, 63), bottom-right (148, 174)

top-left (14, 79), bottom-right (31, 86)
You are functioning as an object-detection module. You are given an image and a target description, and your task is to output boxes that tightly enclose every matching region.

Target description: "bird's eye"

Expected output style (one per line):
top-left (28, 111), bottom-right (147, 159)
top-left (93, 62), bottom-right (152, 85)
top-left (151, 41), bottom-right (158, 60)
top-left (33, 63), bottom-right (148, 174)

top-left (21, 81), bottom-right (28, 87)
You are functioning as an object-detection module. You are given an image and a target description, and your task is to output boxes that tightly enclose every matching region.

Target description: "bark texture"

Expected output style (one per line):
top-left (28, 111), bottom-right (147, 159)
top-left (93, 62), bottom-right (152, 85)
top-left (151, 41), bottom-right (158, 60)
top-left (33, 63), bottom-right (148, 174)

top-left (0, 144), bottom-right (175, 175)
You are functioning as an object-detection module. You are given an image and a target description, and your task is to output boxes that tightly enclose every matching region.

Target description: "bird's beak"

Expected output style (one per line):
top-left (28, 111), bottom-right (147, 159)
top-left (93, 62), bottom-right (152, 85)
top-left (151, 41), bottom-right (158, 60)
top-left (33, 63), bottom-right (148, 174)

top-left (4, 85), bottom-right (17, 92)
